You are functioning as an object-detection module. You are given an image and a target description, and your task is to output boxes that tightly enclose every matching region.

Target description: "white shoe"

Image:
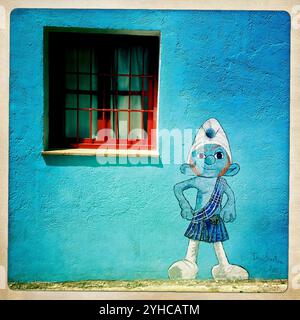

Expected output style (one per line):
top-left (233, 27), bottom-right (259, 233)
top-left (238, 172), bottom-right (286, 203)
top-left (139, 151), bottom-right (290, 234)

top-left (168, 259), bottom-right (199, 280)
top-left (212, 264), bottom-right (249, 281)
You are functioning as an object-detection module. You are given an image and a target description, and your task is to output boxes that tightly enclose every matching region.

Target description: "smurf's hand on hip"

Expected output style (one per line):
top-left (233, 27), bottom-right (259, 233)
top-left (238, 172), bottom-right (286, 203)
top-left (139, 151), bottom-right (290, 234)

top-left (180, 207), bottom-right (194, 220)
top-left (222, 206), bottom-right (236, 223)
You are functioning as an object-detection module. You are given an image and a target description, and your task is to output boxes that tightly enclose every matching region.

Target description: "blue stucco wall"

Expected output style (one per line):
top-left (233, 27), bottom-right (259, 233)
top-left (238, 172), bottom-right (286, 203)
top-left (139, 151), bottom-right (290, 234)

top-left (9, 9), bottom-right (290, 282)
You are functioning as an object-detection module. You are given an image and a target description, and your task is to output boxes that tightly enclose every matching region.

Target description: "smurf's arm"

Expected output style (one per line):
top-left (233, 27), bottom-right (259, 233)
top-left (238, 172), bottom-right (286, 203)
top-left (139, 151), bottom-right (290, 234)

top-left (173, 178), bottom-right (197, 220)
top-left (222, 181), bottom-right (236, 223)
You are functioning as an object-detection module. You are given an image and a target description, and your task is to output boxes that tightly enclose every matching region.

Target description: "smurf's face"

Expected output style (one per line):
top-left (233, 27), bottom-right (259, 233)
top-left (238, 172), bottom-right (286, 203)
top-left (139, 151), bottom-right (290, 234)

top-left (180, 119), bottom-right (240, 178)
top-left (191, 144), bottom-right (230, 178)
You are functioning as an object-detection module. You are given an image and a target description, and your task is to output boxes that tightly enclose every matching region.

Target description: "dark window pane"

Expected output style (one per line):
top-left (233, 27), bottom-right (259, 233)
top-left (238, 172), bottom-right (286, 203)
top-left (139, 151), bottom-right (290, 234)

top-left (65, 94), bottom-right (77, 108)
top-left (92, 75), bottom-right (98, 91)
top-left (131, 46), bottom-right (145, 76)
top-left (65, 110), bottom-right (77, 137)
top-left (78, 110), bottom-right (90, 138)
top-left (78, 48), bottom-right (90, 72)
top-left (79, 75), bottom-right (90, 90)
top-left (143, 48), bottom-right (149, 75)
top-left (143, 112), bottom-right (148, 134)
top-left (131, 76), bottom-right (142, 91)
top-left (92, 50), bottom-right (98, 73)
top-left (92, 110), bottom-right (98, 139)
top-left (92, 95), bottom-right (98, 109)
top-left (65, 74), bottom-right (77, 90)
top-left (143, 96), bottom-right (149, 110)
top-left (65, 48), bottom-right (77, 72)
top-left (143, 78), bottom-right (149, 91)
top-left (115, 47), bottom-right (130, 74)
top-left (79, 94), bottom-right (90, 108)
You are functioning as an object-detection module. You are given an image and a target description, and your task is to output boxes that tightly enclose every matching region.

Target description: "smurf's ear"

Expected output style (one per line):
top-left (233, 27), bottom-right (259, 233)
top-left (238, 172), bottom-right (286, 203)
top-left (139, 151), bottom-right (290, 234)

top-left (224, 163), bottom-right (240, 176)
top-left (180, 163), bottom-right (196, 176)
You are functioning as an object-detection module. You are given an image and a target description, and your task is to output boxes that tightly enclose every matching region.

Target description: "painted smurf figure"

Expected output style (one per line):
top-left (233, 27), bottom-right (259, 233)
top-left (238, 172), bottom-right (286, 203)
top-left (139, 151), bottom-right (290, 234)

top-left (168, 118), bottom-right (249, 281)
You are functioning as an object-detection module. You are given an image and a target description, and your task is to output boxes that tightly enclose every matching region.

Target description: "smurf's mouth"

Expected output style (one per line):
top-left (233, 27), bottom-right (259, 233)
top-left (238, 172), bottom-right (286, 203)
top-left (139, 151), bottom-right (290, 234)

top-left (203, 167), bottom-right (215, 171)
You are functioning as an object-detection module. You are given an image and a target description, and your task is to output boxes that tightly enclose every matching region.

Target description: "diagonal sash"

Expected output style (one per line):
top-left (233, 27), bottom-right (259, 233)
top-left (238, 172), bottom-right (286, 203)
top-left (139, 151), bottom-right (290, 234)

top-left (192, 177), bottom-right (225, 223)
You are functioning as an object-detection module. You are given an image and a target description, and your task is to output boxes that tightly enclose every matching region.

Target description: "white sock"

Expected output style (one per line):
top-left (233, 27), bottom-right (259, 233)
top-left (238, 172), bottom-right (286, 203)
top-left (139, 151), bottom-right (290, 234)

top-left (214, 242), bottom-right (230, 267)
top-left (185, 240), bottom-right (199, 263)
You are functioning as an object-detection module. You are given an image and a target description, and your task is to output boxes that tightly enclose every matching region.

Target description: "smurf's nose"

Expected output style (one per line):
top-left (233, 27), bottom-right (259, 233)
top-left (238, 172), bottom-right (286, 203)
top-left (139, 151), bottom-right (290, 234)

top-left (205, 155), bottom-right (216, 165)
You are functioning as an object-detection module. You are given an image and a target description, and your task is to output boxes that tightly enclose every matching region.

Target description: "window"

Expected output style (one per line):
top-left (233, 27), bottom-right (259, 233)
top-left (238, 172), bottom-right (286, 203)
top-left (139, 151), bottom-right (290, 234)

top-left (47, 30), bottom-right (159, 151)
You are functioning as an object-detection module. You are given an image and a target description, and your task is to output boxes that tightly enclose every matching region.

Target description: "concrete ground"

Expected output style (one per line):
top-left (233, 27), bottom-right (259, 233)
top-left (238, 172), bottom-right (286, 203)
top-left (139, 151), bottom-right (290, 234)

top-left (9, 279), bottom-right (288, 293)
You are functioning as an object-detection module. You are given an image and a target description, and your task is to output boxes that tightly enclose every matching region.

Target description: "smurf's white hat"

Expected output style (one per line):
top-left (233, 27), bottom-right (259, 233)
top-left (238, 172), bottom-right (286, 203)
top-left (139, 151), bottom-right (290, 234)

top-left (187, 118), bottom-right (232, 164)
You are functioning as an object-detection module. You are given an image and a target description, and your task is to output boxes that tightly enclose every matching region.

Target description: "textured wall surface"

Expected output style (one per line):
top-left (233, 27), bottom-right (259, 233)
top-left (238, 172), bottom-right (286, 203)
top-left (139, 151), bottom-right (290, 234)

top-left (9, 9), bottom-right (290, 282)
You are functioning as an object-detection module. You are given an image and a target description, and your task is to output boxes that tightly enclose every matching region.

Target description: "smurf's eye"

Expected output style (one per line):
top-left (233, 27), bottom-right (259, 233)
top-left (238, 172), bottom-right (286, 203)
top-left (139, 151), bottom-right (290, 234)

top-left (215, 152), bottom-right (224, 160)
top-left (198, 153), bottom-right (205, 159)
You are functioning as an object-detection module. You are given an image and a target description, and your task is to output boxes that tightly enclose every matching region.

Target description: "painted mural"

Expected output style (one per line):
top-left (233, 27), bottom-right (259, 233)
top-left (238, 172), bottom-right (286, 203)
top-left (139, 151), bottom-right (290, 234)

top-left (169, 118), bottom-right (248, 280)
top-left (8, 9), bottom-right (289, 291)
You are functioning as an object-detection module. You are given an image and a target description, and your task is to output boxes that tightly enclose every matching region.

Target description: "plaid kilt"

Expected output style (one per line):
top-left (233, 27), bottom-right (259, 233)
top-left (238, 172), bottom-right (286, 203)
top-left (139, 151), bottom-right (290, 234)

top-left (184, 214), bottom-right (229, 243)
top-left (184, 177), bottom-right (229, 243)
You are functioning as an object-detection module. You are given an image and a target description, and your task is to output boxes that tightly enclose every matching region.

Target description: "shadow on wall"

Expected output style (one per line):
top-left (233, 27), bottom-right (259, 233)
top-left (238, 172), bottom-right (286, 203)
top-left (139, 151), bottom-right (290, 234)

top-left (42, 155), bottom-right (164, 168)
